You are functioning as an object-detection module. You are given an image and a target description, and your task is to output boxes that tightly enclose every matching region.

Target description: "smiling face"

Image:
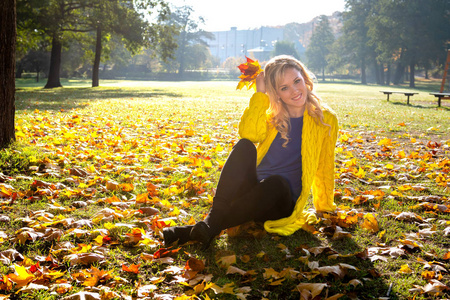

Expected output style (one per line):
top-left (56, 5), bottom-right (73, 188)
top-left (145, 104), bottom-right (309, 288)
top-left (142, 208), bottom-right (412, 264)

top-left (276, 67), bottom-right (308, 118)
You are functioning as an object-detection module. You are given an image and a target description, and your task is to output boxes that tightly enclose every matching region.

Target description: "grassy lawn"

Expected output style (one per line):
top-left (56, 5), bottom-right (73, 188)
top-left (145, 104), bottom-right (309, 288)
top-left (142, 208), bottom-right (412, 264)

top-left (0, 78), bottom-right (449, 299)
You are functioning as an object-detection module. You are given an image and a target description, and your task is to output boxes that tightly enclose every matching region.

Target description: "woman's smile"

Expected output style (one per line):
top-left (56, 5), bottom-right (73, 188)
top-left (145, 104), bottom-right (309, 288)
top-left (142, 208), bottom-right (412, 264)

top-left (277, 68), bottom-right (308, 118)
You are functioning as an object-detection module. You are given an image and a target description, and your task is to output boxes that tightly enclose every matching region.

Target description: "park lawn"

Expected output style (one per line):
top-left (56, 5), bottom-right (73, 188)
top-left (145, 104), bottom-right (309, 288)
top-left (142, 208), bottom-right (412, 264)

top-left (0, 79), bottom-right (448, 299)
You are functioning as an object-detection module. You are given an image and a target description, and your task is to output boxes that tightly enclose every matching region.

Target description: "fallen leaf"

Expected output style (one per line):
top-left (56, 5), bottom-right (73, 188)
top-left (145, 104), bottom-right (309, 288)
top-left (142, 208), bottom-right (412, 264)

top-left (361, 213), bottom-right (379, 233)
top-left (295, 283), bottom-right (328, 298)
top-left (122, 264), bottom-right (140, 274)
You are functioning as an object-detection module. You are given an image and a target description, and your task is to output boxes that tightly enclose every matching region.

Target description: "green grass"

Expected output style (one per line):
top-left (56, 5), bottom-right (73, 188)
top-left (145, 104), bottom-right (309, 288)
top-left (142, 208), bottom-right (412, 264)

top-left (1, 78), bottom-right (449, 299)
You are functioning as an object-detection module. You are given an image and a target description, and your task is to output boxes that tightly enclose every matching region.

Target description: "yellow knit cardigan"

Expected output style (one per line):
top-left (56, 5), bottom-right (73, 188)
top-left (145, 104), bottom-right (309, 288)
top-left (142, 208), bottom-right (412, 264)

top-left (238, 92), bottom-right (338, 236)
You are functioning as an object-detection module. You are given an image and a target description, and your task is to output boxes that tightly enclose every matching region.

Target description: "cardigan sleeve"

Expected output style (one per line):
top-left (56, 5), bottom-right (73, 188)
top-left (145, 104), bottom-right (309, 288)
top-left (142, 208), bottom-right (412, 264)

top-left (312, 110), bottom-right (338, 212)
top-left (238, 92), bottom-right (270, 143)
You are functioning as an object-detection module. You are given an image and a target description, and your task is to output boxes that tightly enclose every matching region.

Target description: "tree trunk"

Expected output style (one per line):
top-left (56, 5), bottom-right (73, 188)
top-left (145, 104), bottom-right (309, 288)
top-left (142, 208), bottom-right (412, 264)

top-left (393, 62), bottom-right (404, 85)
top-left (0, 0), bottom-right (16, 148)
top-left (379, 63), bottom-right (385, 85)
top-left (322, 66), bottom-right (325, 81)
top-left (361, 57), bottom-right (367, 85)
top-left (409, 60), bottom-right (415, 88)
top-left (92, 24), bottom-right (102, 87)
top-left (177, 28), bottom-right (187, 80)
top-left (374, 61), bottom-right (381, 85)
top-left (44, 33), bottom-right (62, 88)
top-left (16, 61), bottom-right (23, 78)
top-left (386, 63), bottom-right (391, 85)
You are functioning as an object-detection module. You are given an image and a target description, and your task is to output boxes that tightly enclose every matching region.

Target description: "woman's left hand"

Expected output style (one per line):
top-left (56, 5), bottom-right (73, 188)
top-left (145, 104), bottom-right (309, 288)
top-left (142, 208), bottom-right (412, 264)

top-left (256, 72), bottom-right (266, 93)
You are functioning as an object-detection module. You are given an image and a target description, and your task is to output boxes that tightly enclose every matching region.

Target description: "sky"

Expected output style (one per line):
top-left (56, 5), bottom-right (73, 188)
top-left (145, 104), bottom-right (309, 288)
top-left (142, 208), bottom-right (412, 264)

top-left (166, 0), bottom-right (347, 32)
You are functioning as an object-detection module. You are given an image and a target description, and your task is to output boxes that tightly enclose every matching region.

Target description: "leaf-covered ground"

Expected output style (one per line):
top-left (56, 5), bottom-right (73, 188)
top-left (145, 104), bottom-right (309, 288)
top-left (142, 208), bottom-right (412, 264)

top-left (0, 81), bottom-right (449, 299)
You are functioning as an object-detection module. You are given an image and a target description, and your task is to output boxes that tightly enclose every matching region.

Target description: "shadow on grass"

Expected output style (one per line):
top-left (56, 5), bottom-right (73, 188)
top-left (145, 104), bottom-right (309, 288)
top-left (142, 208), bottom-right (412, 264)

top-left (184, 225), bottom-right (396, 299)
top-left (15, 87), bottom-right (183, 112)
top-left (389, 100), bottom-right (450, 111)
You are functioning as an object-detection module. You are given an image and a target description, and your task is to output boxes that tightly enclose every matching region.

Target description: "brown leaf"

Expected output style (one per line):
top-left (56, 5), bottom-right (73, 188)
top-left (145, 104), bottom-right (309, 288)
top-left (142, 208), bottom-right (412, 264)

top-left (226, 266), bottom-right (247, 276)
top-left (295, 283), bottom-right (328, 299)
top-left (61, 291), bottom-right (101, 300)
top-left (139, 206), bottom-right (159, 216)
top-left (64, 253), bottom-right (105, 266)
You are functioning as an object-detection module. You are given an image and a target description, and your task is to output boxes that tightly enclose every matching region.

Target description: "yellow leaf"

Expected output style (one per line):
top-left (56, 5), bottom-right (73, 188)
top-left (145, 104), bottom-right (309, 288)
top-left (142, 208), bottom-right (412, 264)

top-left (378, 230), bottom-right (386, 239)
top-left (216, 254), bottom-right (236, 269)
top-left (8, 265), bottom-right (35, 288)
top-left (397, 150), bottom-right (406, 159)
top-left (105, 180), bottom-right (119, 191)
top-left (385, 164), bottom-right (394, 170)
top-left (104, 222), bottom-right (116, 230)
top-left (422, 271), bottom-right (435, 280)
top-left (361, 213), bottom-right (379, 233)
top-left (263, 268), bottom-right (280, 280)
top-left (269, 278), bottom-right (285, 285)
top-left (93, 235), bottom-right (104, 246)
top-left (399, 264), bottom-right (413, 274)
top-left (355, 167), bottom-right (366, 179)
top-left (378, 138), bottom-right (392, 146)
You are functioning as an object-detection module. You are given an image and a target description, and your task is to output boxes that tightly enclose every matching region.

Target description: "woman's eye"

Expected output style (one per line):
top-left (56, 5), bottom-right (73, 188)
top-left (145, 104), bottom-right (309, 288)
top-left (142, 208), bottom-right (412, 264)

top-left (295, 79), bottom-right (301, 84)
top-left (281, 87), bottom-right (287, 91)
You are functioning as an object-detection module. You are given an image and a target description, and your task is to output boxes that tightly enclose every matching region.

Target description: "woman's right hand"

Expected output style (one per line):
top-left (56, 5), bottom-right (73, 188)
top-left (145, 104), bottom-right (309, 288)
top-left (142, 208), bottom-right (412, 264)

top-left (255, 72), bottom-right (266, 93)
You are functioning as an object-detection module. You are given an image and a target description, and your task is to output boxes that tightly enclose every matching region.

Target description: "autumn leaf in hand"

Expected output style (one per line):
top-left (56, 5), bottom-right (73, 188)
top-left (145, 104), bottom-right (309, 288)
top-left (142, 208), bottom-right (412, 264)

top-left (236, 56), bottom-right (262, 91)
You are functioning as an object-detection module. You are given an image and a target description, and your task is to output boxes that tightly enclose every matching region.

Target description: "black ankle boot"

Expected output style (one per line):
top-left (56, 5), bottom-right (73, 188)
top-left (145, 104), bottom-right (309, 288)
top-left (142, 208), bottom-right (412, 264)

top-left (162, 225), bottom-right (193, 247)
top-left (190, 221), bottom-right (215, 250)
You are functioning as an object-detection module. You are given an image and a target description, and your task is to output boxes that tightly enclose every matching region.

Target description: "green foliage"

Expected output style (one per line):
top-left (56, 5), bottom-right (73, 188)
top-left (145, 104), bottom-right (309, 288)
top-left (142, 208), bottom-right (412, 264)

top-left (305, 15), bottom-right (335, 81)
top-left (272, 41), bottom-right (300, 60)
top-left (340, 0), bottom-right (450, 86)
top-left (16, 0), bottom-right (178, 87)
top-left (162, 5), bottom-right (215, 76)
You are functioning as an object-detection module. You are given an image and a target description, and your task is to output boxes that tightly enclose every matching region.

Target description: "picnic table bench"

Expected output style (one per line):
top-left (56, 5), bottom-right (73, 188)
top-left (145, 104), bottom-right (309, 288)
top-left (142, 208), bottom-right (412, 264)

top-left (380, 90), bottom-right (418, 105)
top-left (430, 92), bottom-right (450, 107)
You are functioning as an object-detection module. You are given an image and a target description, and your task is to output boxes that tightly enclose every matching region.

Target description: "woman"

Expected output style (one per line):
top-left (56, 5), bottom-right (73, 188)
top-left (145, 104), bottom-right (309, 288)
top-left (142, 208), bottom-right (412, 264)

top-left (163, 55), bottom-right (338, 249)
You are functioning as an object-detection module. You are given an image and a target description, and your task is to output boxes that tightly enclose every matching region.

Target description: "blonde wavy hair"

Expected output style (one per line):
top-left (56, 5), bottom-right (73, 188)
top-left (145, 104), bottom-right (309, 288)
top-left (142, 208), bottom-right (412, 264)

top-left (264, 55), bottom-right (329, 146)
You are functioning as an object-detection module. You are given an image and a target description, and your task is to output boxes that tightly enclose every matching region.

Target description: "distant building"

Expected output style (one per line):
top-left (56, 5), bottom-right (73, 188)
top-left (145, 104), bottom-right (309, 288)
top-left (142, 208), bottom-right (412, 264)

top-left (207, 27), bottom-right (284, 63)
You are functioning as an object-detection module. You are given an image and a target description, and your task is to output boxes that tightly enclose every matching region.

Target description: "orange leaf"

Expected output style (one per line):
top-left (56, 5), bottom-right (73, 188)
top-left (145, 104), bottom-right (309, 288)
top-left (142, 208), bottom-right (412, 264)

top-left (443, 252), bottom-right (450, 260)
top-left (185, 257), bottom-right (205, 272)
top-left (122, 264), bottom-right (140, 274)
top-left (183, 257), bottom-right (205, 280)
top-left (147, 182), bottom-right (158, 197)
top-left (153, 247), bottom-right (181, 259)
top-left (119, 183), bottom-right (134, 192)
top-left (236, 56), bottom-right (262, 91)
top-left (8, 265), bottom-right (35, 288)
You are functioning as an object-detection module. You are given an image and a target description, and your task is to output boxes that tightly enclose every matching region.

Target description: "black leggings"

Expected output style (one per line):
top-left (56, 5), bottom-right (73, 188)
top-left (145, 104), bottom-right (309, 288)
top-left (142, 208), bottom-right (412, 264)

top-left (204, 139), bottom-right (295, 234)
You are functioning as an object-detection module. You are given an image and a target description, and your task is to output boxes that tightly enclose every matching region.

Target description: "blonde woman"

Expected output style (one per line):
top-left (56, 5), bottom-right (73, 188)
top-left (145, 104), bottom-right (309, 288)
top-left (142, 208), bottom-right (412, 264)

top-left (164, 55), bottom-right (338, 249)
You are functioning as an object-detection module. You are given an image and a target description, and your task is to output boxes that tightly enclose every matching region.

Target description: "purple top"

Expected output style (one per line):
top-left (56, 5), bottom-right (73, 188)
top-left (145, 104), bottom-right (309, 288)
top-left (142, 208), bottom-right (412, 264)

top-left (257, 116), bottom-right (303, 203)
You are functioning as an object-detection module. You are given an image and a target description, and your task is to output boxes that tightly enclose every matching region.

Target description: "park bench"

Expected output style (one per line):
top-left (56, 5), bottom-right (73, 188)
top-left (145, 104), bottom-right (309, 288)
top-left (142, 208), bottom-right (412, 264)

top-left (380, 90), bottom-right (418, 105)
top-left (429, 92), bottom-right (450, 107)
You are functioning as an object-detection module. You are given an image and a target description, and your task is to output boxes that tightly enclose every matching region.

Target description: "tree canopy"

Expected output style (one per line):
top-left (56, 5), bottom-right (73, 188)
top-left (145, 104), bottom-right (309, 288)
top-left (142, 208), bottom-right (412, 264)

top-left (306, 15), bottom-right (335, 81)
top-left (17, 0), bottom-right (178, 88)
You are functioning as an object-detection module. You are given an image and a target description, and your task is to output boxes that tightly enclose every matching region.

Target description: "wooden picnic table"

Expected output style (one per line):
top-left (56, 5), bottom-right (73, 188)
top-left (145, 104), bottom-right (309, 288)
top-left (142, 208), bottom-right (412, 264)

top-left (430, 92), bottom-right (450, 107)
top-left (380, 90), bottom-right (418, 105)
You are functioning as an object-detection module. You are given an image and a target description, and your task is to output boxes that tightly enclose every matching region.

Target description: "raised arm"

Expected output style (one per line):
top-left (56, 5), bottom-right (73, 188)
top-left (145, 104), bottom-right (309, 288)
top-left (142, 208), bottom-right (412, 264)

top-left (238, 73), bottom-right (270, 143)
